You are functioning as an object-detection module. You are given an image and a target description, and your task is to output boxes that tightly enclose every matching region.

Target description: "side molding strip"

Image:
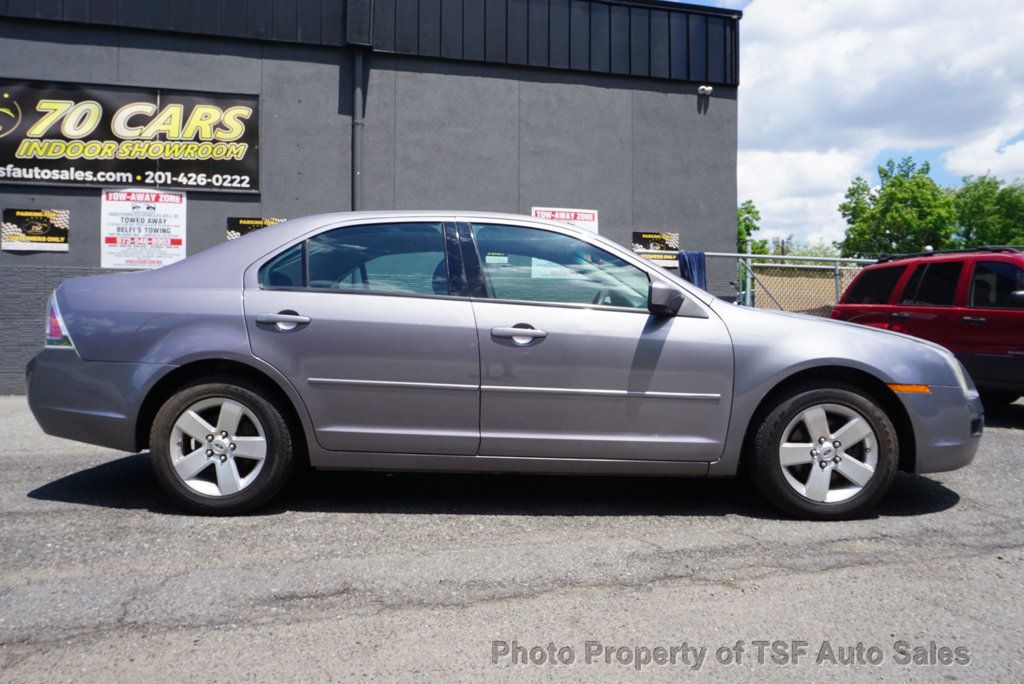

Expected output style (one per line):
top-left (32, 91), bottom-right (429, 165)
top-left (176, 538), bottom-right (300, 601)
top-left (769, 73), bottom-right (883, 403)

top-left (481, 385), bottom-right (721, 401)
top-left (308, 378), bottom-right (478, 391)
top-left (308, 378), bottom-right (721, 401)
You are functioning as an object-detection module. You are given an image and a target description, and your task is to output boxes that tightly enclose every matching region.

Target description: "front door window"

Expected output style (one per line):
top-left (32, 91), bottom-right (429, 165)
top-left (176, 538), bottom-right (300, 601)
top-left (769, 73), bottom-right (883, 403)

top-left (470, 224), bottom-right (649, 309)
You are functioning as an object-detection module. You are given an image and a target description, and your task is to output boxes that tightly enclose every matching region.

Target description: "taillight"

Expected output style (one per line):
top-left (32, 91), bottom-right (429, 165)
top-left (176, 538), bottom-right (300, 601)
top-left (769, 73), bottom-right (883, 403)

top-left (45, 292), bottom-right (74, 349)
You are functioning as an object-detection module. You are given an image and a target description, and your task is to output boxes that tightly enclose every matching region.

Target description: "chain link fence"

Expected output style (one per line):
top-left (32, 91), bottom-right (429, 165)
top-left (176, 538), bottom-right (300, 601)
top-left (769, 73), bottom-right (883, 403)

top-left (711, 252), bottom-right (874, 317)
top-left (635, 249), bottom-right (875, 317)
top-left (749, 263), bottom-right (863, 317)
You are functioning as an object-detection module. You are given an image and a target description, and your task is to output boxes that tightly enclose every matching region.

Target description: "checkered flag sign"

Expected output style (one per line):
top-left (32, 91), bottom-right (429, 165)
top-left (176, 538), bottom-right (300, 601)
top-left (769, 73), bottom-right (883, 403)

top-left (1, 221), bottom-right (20, 240)
top-left (50, 209), bottom-right (70, 229)
top-left (1, 208), bottom-right (70, 252)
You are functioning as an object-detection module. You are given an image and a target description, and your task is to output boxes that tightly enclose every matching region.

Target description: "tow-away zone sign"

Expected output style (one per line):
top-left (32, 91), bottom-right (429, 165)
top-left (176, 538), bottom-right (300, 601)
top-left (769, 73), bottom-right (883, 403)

top-left (100, 188), bottom-right (186, 269)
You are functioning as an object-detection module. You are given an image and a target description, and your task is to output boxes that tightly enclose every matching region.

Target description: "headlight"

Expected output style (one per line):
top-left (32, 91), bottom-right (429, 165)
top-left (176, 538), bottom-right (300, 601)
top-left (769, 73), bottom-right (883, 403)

top-left (942, 350), bottom-right (971, 397)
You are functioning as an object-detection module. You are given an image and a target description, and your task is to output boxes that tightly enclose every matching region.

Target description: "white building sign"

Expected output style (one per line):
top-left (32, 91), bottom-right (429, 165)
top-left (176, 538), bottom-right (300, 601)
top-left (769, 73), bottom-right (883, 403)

top-left (101, 188), bottom-right (186, 269)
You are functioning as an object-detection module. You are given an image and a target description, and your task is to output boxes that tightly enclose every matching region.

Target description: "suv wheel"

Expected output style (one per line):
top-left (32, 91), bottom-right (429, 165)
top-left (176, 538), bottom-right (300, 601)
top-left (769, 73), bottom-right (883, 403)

top-left (150, 379), bottom-right (295, 514)
top-left (750, 382), bottom-right (898, 520)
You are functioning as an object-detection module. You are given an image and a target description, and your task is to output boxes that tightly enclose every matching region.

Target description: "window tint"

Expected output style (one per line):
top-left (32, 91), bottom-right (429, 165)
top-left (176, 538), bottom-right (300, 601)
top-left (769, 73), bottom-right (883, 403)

top-left (306, 223), bottom-right (447, 295)
top-left (260, 243), bottom-right (303, 289)
top-left (971, 261), bottom-right (1024, 308)
top-left (843, 266), bottom-right (904, 304)
top-left (900, 262), bottom-right (963, 306)
top-left (471, 224), bottom-right (649, 309)
top-left (900, 265), bottom-right (924, 305)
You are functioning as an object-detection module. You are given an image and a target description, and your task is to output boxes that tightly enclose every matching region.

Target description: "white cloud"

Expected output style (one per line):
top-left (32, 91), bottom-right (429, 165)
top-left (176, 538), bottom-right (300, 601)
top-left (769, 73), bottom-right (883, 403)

top-left (943, 95), bottom-right (1024, 180)
top-left (736, 0), bottom-right (1024, 242)
top-left (739, 148), bottom-right (866, 242)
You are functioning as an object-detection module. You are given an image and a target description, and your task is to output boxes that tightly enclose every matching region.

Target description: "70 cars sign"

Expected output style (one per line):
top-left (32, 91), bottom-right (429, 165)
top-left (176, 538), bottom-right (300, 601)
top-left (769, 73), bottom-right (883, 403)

top-left (0, 79), bottom-right (259, 193)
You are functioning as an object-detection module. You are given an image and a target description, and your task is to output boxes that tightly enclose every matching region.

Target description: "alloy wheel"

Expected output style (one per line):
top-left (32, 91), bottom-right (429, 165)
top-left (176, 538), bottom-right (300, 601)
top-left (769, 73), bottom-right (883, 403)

top-left (778, 402), bottom-right (878, 504)
top-left (168, 397), bottom-right (267, 497)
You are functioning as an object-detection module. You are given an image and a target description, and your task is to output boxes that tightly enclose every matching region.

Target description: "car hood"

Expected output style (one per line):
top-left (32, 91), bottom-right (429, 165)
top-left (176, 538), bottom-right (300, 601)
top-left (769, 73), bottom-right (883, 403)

top-left (707, 300), bottom-right (964, 389)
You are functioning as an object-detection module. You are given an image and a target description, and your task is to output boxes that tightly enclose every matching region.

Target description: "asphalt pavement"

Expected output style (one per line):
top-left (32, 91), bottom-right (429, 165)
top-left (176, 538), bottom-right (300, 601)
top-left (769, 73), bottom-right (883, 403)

top-left (1, 394), bottom-right (1022, 682)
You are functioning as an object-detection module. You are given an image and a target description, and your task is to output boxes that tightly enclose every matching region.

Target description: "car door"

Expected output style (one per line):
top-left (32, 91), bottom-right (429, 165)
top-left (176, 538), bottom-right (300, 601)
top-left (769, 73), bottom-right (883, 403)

top-left (832, 264), bottom-right (908, 327)
top-left (461, 220), bottom-right (733, 462)
top-left (888, 259), bottom-right (966, 348)
top-left (957, 258), bottom-right (1024, 387)
top-left (244, 220), bottom-right (480, 455)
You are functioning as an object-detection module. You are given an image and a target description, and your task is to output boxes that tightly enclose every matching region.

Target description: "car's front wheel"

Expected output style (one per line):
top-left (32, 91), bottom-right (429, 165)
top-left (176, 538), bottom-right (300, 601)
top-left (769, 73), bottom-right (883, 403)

top-left (150, 379), bottom-right (295, 514)
top-left (750, 382), bottom-right (898, 520)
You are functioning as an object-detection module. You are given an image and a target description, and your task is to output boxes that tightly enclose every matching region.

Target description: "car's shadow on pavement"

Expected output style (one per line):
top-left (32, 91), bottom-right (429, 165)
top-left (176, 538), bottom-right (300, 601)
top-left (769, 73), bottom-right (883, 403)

top-left (28, 453), bottom-right (960, 520)
top-left (981, 401), bottom-right (1024, 429)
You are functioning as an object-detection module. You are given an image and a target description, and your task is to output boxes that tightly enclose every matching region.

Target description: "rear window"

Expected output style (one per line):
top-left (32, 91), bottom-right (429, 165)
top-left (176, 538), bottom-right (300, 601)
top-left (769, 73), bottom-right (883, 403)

top-left (843, 266), bottom-right (904, 304)
top-left (899, 262), bottom-right (963, 307)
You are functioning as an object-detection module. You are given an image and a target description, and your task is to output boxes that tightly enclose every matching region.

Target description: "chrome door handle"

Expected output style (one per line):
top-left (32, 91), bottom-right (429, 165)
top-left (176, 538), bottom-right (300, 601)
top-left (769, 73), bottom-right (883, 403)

top-left (962, 316), bottom-right (987, 325)
top-left (256, 312), bottom-right (311, 331)
top-left (491, 326), bottom-right (548, 344)
top-left (890, 312), bottom-right (910, 320)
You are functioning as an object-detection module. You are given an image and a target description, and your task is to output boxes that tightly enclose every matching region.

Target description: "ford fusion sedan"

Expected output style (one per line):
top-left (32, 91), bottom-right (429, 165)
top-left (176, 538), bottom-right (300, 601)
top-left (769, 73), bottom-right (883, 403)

top-left (27, 212), bottom-right (983, 518)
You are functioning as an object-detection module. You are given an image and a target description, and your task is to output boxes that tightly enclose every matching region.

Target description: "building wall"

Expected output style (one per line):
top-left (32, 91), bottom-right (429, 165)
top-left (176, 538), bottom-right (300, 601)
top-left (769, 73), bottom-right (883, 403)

top-left (361, 54), bottom-right (737, 288)
top-left (0, 19), bottom-right (736, 394)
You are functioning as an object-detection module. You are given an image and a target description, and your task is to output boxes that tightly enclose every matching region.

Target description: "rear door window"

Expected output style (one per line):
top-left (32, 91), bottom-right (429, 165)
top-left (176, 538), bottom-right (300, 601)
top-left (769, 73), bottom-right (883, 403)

top-left (260, 243), bottom-right (304, 289)
top-left (306, 222), bottom-right (447, 295)
top-left (843, 266), bottom-right (904, 304)
top-left (899, 262), bottom-right (963, 306)
top-left (970, 261), bottom-right (1024, 308)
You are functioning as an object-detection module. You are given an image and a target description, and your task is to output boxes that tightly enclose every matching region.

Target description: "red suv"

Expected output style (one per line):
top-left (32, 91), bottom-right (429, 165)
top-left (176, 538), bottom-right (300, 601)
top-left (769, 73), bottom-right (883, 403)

top-left (832, 247), bottom-right (1024, 405)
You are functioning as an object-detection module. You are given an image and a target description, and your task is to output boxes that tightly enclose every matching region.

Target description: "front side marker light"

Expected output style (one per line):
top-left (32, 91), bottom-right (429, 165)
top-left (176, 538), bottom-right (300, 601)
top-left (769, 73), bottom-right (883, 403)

top-left (887, 384), bottom-right (931, 394)
top-left (45, 293), bottom-right (74, 349)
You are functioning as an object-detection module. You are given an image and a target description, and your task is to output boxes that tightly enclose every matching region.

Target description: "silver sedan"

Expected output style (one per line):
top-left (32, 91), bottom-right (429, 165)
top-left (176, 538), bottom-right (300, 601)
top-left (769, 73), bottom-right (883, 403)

top-left (26, 212), bottom-right (983, 518)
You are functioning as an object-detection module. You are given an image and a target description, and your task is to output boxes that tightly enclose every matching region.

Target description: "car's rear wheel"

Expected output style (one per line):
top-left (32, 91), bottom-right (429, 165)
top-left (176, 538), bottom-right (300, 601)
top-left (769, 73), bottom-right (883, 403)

top-left (150, 379), bottom-right (295, 514)
top-left (750, 382), bottom-right (898, 520)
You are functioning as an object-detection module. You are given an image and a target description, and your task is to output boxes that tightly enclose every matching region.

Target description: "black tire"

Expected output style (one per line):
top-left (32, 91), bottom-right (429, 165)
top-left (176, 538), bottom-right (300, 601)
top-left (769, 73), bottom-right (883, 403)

top-left (150, 378), bottom-right (295, 515)
top-left (750, 382), bottom-right (898, 520)
top-left (980, 390), bottom-right (1020, 408)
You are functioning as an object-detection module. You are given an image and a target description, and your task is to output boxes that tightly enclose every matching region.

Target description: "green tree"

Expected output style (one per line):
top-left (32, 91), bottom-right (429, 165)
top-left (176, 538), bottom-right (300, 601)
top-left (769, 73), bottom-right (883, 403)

top-left (737, 199), bottom-right (769, 254)
top-left (953, 175), bottom-right (1024, 246)
top-left (997, 184), bottom-right (1024, 245)
top-left (783, 240), bottom-right (840, 265)
top-left (838, 158), bottom-right (955, 257)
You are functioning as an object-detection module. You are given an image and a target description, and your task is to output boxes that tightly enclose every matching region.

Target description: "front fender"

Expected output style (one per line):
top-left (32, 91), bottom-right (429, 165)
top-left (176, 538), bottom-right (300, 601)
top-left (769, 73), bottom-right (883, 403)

top-left (708, 304), bottom-right (961, 475)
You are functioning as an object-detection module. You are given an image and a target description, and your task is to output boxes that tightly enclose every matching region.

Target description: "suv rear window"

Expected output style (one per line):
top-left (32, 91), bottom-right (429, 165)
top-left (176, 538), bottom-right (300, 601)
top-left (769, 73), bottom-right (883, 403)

top-left (843, 266), bottom-right (904, 304)
top-left (899, 262), bottom-right (963, 306)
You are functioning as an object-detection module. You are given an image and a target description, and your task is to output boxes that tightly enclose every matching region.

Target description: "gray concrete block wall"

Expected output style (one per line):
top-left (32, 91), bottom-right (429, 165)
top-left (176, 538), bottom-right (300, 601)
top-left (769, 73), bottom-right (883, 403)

top-left (361, 55), bottom-right (737, 290)
top-left (0, 21), bottom-right (738, 394)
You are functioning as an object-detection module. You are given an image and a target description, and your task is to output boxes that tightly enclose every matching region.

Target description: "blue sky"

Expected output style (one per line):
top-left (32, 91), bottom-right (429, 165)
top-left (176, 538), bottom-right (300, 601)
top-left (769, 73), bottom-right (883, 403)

top-left (687, 0), bottom-right (1024, 243)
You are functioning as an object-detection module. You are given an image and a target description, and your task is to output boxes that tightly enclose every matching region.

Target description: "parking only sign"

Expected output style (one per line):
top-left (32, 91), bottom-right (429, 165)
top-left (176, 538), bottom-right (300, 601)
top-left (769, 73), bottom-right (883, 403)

top-left (531, 207), bottom-right (599, 234)
top-left (100, 188), bottom-right (186, 269)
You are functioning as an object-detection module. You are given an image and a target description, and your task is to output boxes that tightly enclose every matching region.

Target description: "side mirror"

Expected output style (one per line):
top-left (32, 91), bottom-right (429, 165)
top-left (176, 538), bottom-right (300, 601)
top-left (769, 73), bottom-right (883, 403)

top-left (648, 281), bottom-right (685, 316)
top-left (1010, 290), bottom-right (1024, 307)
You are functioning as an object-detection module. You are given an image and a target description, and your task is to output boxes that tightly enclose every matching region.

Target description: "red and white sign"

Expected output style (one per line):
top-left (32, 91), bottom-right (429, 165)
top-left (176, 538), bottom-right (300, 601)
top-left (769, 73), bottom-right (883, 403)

top-left (101, 188), bottom-right (187, 269)
top-left (531, 207), bottom-right (599, 234)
